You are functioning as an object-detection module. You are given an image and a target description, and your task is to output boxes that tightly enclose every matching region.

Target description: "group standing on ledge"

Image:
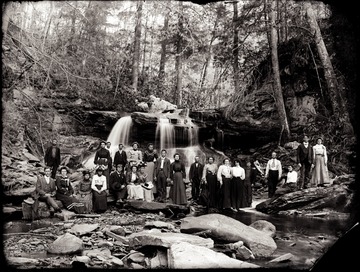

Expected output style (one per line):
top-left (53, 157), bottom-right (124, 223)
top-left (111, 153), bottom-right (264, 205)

top-left (33, 135), bottom-right (330, 215)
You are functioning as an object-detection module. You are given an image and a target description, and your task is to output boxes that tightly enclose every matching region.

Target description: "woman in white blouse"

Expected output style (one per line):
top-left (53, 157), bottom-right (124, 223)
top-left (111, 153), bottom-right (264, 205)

top-left (217, 158), bottom-right (233, 210)
top-left (91, 167), bottom-right (108, 213)
top-left (310, 137), bottom-right (330, 186)
top-left (126, 165), bottom-right (144, 200)
top-left (231, 159), bottom-right (246, 211)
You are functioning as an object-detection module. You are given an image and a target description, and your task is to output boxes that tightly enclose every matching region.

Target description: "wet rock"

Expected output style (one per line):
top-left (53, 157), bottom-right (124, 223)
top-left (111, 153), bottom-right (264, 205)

top-left (7, 257), bottom-right (40, 266)
top-left (269, 253), bottom-right (294, 263)
top-left (69, 223), bottom-right (99, 236)
top-left (124, 199), bottom-right (189, 217)
top-left (47, 233), bottom-right (83, 254)
top-left (109, 226), bottom-right (126, 236)
top-left (74, 255), bottom-right (91, 264)
top-left (148, 95), bottom-right (177, 113)
top-left (128, 231), bottom-right (214, 249)
top-left (128, 251), bottom-right (146, 263)
top-left (150, 250), bottom-right (168, 268)
top-left (55, 210), bottom-right (76, 221)
top-left (168, 242), bottom-right (259, 269)
top-left (250, 220), bottom-right (276, 238)
top-left (83, 248), bottom-right (124, 267)
top-left (144, 221), bottom-right (175, 231)
top-left (130, 263), bottom-right (145, 269)
top-left (97, 241), bottom-right (113, 248)
top-left (180, 213), bottom-right (277, 258)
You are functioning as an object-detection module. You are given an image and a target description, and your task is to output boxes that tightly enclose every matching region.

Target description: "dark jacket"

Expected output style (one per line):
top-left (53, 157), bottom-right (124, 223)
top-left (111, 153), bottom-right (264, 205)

top-left (189, 162), bottom-right (204, 181)
top-left (94, 148), bottom-right (111, 165)
top-left (297, 143), bottom-right (313, 165)
top-left (44, 146), bottom-right (61, 167)
top-left (55, 176), bottom-right (74, 196)
top-left (154, 157), bottom-right (171, 179)
top-left (109, 171), bottom-right (127, 192)
top-left (113, 150), bottom-right (128, 167)
top-left (34, 175), bottom-right (57, 196)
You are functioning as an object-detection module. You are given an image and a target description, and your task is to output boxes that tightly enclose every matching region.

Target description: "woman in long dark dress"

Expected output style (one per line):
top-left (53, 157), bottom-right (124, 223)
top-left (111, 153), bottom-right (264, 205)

top-left (77, 170), bottom-right (93, 213)
top-left (143, 143), bottom-right (158, 198)
top-left (91, 167), bottom-right (108, 213)
top-left (231, 159), bottom-right (246, 211)
top-left (55, 167), bottom-right (85, 213)
top-left (169, 153), bottom-right (187, 205)
top-left (201, 157), bottom-right (219, 209)
top-left (94, 141), bottom-right (111, 188)
top-left (217, 158), bottom-right (233, 210)
top-left (244, 160), bottom-right (258, 207)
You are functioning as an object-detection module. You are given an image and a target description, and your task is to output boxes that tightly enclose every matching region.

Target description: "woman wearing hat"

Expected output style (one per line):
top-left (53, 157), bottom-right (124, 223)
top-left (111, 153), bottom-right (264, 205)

top-left (55, 167), bottom-right (85, 213)
top-left (138, 162), bottom-right (154, 202)
top-left (169, 153), bottom-right (187, 205)
top-left (76, 170), bottom-right (93, 213)
top-left (126, 164), bottom-right (144, 200)
top-left (91, 166), bottom-right (108, 213)
top-left (143, 143), bottom-right (158, 198)
top-left (94, 141), bottom-right (111, 188)
top-left (310, 137), bottom-right (330, 187)
top-left (127, 142), bottom-right (143, 168)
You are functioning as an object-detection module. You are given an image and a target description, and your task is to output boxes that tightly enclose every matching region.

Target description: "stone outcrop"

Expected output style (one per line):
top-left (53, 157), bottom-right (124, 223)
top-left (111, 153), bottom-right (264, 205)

top-left (180, 213), bottom-right (277, 258)
top-left (47, 233), bottom-right (83, 254)
top-left (250, 220), bottom-right (277, 238)
top-left (127, 231), bottom-right (214, 249)
top-left (168, 242), bottom-right (259, 269)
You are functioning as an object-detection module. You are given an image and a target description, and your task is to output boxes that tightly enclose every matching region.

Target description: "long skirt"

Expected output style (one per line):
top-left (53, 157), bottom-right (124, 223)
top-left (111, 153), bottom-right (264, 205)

top-left (206, 173), bottom-right (220, 209)
top-left (77, 193), bottom-right (93, 213)
top-left (143, 188), bottom-right (154, 202)
top-left (231, 177), bottom-right (246, 209)
top-left (56, 193), bottom-right (85, 213)
top-left (243, 179), bottom-right (252, 207)
top-left (170, 172), bottom-right (187, 205)
top-left (310, 155), bottom-right (329, 186)
top-left (93, 190), bottom-right (107, 213)
top-left (144, 162), bottom-right (157, 194)
top-left (221, 176), bottom-right (232, 209)
top-left (127, 184), bottom-right (144, 200)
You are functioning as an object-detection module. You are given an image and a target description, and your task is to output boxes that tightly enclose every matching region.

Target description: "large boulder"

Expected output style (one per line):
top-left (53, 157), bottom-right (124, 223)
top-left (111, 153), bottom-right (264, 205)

top-left (148, 95), bottom-right (177, 113)
top-left (250, 220), bottom-right (276, 238)
top-left (127, 231), bottom-right (214, 249)
top-left (168, 242), bottom-right (259, 269)
top-left (47, 233), bottom-right (83, 254)
top-left (180, 213), bottom-right (277, 258)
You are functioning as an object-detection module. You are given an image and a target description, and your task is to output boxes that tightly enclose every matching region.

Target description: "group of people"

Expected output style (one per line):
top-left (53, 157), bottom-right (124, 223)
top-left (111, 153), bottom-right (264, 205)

top-left (35, 135), bottom-right (330, 215)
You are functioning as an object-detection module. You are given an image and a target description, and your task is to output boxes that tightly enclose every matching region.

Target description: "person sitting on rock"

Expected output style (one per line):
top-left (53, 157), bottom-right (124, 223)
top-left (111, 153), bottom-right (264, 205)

top-left (279, 165), bottom-right (298, 191)
top-left (77, 170), bottom-right (93, 213)
top-left (31, 166), bottom-right (62, 215)
top-left (91, 166), bottom-right (108, 213)
top-left (109, 164), bottom-right (127, 203)
top-left (55, 167), bottom-right (85, 214)
top-left (126, 165), bottom-right (144, 200)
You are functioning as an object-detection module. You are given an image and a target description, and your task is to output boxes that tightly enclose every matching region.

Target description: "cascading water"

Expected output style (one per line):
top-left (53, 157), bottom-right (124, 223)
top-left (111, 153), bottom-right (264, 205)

top-left (82, 116), bottom-right (133, 169)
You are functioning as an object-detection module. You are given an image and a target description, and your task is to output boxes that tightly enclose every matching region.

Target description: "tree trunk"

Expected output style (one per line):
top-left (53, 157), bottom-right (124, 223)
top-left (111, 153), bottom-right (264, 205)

top-left (132, 1), bottom-right (143, 93)
top-left (158, 11), bottom-right (169, 80)
top-left (141, 18), bottom-right (148, 77)
top-left (305, 2), bottom-right (354, 135)
top-left (269, 0), bottom-right (290, 140)
top-left (199, 5), bottom-right (221, 92)
top-left (232, 1), bottom-right (240, 93)
top-left (42, 2), bottom-right (54, 51)
top-left (263, 0), bottom-right (271, 49)
top-left (2, 2), bottom-right (14, 38)
top-left (175, 1), bottom-right (184, 107)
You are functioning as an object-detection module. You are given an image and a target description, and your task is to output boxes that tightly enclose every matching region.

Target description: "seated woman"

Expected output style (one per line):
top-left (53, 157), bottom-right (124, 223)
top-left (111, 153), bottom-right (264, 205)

top-left (76, 170), bottom-right (93, 213)
top-left (138, 163), bottom-right (154, 202)
top-left (55, 167), bottom-right (85, 213)
top-left (91, 166), bottom-right (108, 213)
top-left (126, 165), bottom-right (144, 200)
top-left (32, 166), bottom-right (62, 214)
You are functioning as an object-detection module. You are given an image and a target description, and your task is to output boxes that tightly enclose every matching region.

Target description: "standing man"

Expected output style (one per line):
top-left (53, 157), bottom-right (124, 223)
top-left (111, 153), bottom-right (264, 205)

top-left (44, 139), bottom-right (61, 179)
top-left (296, 135), bottom-right (313, 190)
top-left (265, 151), bottom-right (282, 198)
top-left (189, 156), bottom-right (204, 203)
top-left (153, 149), bottom-right (171, 202)
top-left (114, 144), bottom-right (128, 171)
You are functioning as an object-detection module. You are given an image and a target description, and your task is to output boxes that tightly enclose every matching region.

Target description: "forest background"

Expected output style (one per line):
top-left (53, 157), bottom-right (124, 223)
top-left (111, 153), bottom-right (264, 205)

top-left (1, 0), bottom-right (359, 218)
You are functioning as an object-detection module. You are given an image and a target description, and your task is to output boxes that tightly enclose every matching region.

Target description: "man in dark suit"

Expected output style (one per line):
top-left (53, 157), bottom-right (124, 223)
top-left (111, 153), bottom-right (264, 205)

top-left (114, 144), bottom-right (128, 171)
top-left (44, 139), bottom-right (61, 179)
top-left (153, 149), bottom-right (171, 202)
top-left (189, 156), bottom-right (204, 203)
top-left (109, 164), bottom-right (127, 203)
top-left (296, 135), bottom-right (313, 189)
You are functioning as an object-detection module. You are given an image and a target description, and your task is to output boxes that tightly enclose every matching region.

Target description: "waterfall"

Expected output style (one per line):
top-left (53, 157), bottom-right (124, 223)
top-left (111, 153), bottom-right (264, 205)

top-left (107, 116), bottom-right (133, 147)
top-left (82, 116), bottom-right (133, 169)
top-left (155, 117), bottom-right (175, 152)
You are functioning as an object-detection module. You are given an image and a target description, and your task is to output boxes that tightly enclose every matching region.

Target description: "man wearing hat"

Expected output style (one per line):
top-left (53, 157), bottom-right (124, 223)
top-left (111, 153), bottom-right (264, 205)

top-left (109, 164), bottom-right (127, 203)
top-left (296, 135), bottom-right (313, 190)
